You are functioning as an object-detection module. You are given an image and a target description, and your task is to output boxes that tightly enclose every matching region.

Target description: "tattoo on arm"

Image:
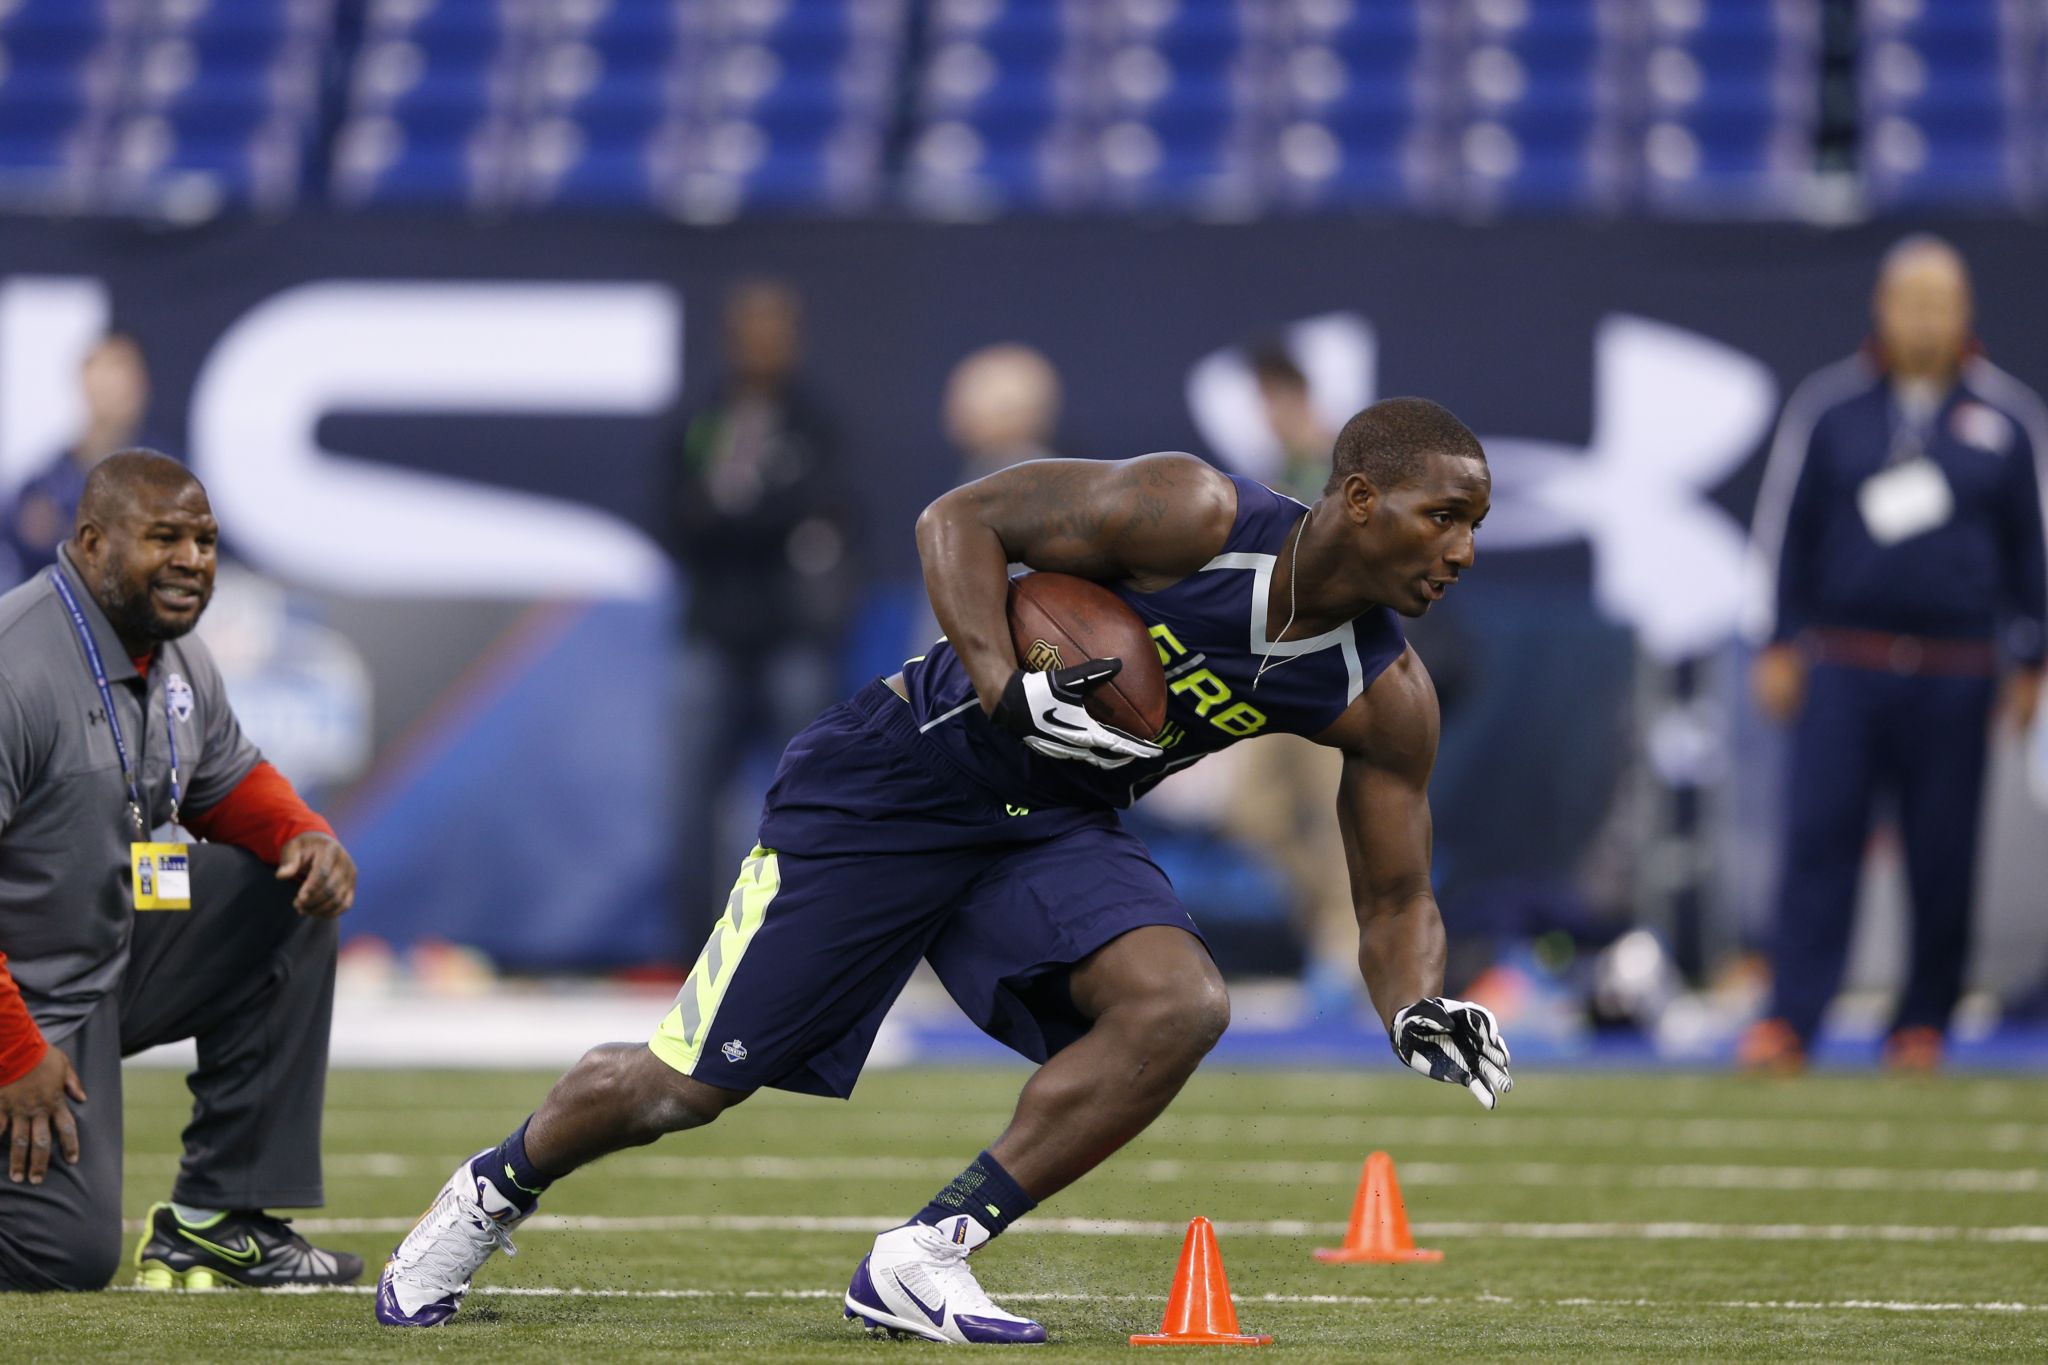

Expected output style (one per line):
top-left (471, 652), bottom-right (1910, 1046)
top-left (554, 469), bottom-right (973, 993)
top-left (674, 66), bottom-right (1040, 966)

top-left (978, 454), bottom-right (1230, 579)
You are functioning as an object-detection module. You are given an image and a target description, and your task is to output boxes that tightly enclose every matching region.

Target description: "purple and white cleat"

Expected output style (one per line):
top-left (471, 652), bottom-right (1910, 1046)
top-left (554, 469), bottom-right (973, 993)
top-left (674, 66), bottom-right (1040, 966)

top-left (844, 1216), bottom-right (1046, 1345)
top-left (374, 1150), bottom-right (527, 1327)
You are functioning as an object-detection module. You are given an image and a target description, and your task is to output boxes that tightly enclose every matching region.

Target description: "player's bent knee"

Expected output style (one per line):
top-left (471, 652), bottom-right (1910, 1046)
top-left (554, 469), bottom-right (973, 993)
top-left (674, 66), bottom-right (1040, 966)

top-left (33, 1224), bottom-right (123, 1292)
top-left (1175, 977), bottom-right (1233, 1059)
top-left (638, 1057), bottom-right (752, 1135)
top-left (1112, 978), bottom-right (1231, 1076)
top-left (578, 1044), bottom-right (753, 1141)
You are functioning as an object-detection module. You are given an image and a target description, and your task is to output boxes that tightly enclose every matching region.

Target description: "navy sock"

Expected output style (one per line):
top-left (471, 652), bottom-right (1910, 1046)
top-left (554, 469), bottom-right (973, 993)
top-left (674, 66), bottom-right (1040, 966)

top-left (913, 1150), bottom-right (1037, 1241)
top-left (471, 1116), bottom-right (551, 1214)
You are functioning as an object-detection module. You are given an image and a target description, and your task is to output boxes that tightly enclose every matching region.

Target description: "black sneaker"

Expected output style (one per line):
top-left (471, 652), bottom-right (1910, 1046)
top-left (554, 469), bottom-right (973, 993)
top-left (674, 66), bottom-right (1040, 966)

top-left (133, 1202), bottom-right (364, 1290)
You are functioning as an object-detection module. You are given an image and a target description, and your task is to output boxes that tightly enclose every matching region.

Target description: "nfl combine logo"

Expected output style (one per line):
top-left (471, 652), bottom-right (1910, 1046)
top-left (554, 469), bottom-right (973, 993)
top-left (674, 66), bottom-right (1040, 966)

top-left (720, 1039), bottom-right (748, 1063)
top-left (165, 672), bottom-right (195, 723)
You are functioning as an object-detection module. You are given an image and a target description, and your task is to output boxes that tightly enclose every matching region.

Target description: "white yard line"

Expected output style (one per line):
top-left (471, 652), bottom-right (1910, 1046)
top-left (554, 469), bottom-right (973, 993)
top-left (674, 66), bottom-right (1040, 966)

top-left (106, 1283), bottom-right (2048, 1314)
top-left (122, 1151), bottom-right (2048, 1194)
top-left (1141, 1114), bottom-right (2048, 1154)
top-left (129, 1212), bottom-right (2048, 1244)
top-left (308, 1106), bottom-right (2048, 1155)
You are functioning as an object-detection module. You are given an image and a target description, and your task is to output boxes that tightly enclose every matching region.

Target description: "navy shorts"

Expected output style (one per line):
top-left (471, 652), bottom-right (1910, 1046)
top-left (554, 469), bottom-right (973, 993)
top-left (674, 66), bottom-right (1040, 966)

top-left (649, 680), bottom-right (1201, 1098)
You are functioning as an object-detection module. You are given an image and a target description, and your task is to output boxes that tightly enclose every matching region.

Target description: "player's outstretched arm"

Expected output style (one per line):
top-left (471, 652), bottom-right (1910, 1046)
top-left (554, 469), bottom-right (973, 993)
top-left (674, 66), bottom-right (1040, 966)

top-left (915, 453), bottom-right (1236, 714)
top-left (1323, 647), bottom-right (1513, 1109)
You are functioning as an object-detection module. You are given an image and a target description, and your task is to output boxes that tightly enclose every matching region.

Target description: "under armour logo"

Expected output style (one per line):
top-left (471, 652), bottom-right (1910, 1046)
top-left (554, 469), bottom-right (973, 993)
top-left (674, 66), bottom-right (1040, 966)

top-left (1188, 312), bottom-right (1776, 661)
top-left (88, 708), bottom-right (105, 726)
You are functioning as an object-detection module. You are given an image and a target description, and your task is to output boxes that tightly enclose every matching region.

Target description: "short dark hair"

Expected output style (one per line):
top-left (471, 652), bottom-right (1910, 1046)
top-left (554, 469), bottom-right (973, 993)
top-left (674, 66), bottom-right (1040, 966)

top-left (1324, 397), bottom-right (1484, 496)
top-left (75, 448), bottom-right (197, 532)
top-left (1247, 339), bottom-right (1305, 390)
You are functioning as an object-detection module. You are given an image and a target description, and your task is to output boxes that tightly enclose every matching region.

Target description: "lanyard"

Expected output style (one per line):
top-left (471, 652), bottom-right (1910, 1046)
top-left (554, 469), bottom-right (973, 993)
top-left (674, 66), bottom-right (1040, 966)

top-left (1886, 387), bottom-right (1945, 468)
top-left (50, 570), bottom-right (180, 836)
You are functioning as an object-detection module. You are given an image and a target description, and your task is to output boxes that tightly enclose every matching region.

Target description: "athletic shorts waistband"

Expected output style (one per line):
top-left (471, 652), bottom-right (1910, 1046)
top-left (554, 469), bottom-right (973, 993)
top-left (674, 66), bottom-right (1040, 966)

top-left (846, 677), bottom-right (988, 792)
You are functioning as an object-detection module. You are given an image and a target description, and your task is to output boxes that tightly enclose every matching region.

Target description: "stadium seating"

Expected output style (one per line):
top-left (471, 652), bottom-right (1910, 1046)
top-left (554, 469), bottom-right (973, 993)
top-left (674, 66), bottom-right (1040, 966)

top-left (1637, 0), bottom-right (1824, 216)
top-left (1858, 0), bottom-right (2035, 210)
top-left (0, 0), bottom-right (333, 213)
top-left (334, 0), bottom-right (905, 215)
top-left (0, 0), bottom-right (2039, 218)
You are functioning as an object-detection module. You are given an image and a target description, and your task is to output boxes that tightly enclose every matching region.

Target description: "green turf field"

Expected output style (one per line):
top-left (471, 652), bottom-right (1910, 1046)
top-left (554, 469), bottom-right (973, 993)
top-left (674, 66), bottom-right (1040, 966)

top-left (5, 1065), bottom-right (2047, 1362)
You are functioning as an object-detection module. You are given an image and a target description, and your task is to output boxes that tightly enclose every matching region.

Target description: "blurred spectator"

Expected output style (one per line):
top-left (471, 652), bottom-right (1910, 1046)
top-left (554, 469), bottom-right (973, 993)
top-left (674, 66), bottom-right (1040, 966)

top-left (665, 281), bottom-right (852, 949)
top-left (1247, 341), bottom-right (1332, 503)
top-left (903, 344), bottom-right (1068, 657)
top-left (1742, 236), bottom-right (2047, 1074)
top-left (2, 333), bottom-right (153, 580)
top-left (944, 344), bottom-right (1064, 481)
top-left (1209, 345), bottom-right (1356, 1004)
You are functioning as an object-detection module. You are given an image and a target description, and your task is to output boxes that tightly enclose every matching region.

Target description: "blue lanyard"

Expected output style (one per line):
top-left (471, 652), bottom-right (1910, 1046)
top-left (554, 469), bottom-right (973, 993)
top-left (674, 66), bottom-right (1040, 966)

top-left (50, 569), bottom-right (181, 836)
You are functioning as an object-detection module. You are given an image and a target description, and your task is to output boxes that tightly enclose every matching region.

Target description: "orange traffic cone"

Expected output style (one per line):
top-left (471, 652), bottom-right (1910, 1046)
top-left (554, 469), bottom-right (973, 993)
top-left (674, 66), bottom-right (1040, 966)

top-left (1129, 1216), bottom-right (1274, 1347)
top-left (1313, 1151), bottom-right (1443, 1263)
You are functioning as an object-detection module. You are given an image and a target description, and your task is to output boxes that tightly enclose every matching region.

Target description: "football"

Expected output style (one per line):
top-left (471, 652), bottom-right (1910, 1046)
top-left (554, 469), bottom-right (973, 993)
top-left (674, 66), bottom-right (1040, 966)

top-left (1007, 572), bottom-right (1169, 740)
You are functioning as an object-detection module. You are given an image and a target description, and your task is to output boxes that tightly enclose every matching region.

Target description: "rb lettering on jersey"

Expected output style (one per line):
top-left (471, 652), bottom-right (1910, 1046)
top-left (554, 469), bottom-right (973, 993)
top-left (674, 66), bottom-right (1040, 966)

top-left (1150, 624), bottom-right (1268, 740)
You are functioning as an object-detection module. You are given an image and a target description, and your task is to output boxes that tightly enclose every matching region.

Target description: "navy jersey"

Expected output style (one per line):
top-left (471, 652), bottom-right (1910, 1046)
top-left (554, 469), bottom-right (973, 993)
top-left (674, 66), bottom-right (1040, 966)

top-left (900, 473), bottom-right (1408, 811)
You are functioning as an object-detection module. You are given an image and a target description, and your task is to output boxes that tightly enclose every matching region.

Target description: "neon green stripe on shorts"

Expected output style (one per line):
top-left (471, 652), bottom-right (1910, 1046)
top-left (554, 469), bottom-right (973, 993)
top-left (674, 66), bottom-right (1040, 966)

top-left (650, 846), bottom-right (779, 1075)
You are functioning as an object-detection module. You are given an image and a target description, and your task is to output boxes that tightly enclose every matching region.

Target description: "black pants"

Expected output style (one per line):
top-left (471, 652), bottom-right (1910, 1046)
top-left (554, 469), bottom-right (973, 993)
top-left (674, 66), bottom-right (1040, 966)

top-left (0, 845), bottom-right (337, 1291)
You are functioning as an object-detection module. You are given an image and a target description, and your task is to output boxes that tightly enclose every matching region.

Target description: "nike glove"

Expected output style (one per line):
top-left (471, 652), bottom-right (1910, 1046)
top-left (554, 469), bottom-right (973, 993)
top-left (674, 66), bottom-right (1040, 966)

top-left (991, 659), bottom-right (1164, 770)
top-left (1391, 997), bottom-right (1514, 1110)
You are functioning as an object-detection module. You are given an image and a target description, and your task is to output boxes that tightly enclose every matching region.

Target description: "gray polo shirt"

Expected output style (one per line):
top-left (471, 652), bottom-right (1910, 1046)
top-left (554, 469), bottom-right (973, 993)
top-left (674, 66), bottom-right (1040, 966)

top-left (0, 548), bottom-right (258, 1043)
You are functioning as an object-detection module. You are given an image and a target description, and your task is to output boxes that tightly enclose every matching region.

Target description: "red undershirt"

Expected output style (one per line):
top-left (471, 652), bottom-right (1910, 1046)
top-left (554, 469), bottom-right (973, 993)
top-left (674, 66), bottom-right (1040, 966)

top-left (0, 654), bottom-right (335, 1086)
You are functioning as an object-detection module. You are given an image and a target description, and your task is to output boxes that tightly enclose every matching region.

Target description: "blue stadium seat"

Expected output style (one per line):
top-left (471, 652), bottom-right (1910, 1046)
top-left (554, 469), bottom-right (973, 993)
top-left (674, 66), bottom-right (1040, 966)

top-left (1864, 107), bottom-right (2023, 210)
top-left (1142, 14), bottom-right (1241, 73)
top-left (907, 113), bottom-right (1088, 214)
top-left (1641, 107), bottom-right (1806, 215)
top-left (0, 0), bottom-right (108, 42)
top-left (169, 14), bottom-right (304, 67)
top-left (754, 8), bottom-right (854, 71)
top-left (157, 90), bottom-right (279, 144)
top-left (1504, 16), bottom-right (1603, 75)
top-left (0, 55), bottom-right (96, 110)
top-left (565, 25), bottom-right (680, 79)
top-left (1320, 22), bottom-right (1422, 85)
top-left (528, 138), bottom-right (659, 208)
top-left (0, 83), bottom-right (86, 170)
top-left (351, 36), bottom-right (499, 129)
top-left (336, 129), bottom-right (500, 206)
top-left (951, 11), bottom-right (1063, 67)
top-left (932, 83), bottom-right (1058, 147)
top-left (1459, 106), bottom-right (1611, 212)
top-left (1264, 114), bottom-right (1420, 210)
top-left (1297, 0), bottom-right (1422, 50)
top-left (574, 1), bottom-right (679, 50)
top-left (1096, 99), bottom-right (1246, 207)
top-left (559, 80), bottom-right (668, 144)
top-left (136, 138), bottom-right (267, 199)
top-left (0, 21), bottom-right (106, 72)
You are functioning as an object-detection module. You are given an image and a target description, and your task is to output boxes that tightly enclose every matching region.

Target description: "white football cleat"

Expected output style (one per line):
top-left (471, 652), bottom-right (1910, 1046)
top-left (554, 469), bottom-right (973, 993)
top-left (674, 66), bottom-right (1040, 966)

top-left (374, 1151), bottom-right (527, 1327)
top-left (843, 1215), bottom-right (1046, 1345)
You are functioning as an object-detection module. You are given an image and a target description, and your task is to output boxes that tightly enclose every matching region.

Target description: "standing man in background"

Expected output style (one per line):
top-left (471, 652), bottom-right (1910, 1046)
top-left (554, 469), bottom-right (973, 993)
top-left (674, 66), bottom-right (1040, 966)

top-left (943, 343), bottom-right (1065, 483)
top-left (1744, 236), bottom-right (2048, 1074)
top-left (0, 451), bottom-right (360, 1291)
top-left (665, 281), bottom-right (853, 952)
top-left (3, 332), bottom-right (154, 583)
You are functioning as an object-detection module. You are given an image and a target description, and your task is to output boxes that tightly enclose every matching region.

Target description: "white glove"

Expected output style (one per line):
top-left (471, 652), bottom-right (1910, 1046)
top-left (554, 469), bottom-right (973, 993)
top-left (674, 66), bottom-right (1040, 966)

top-left (1391, 996), bottom-right (1514, 1110)
top-left (991, 659), bottom-right (1163, 770)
